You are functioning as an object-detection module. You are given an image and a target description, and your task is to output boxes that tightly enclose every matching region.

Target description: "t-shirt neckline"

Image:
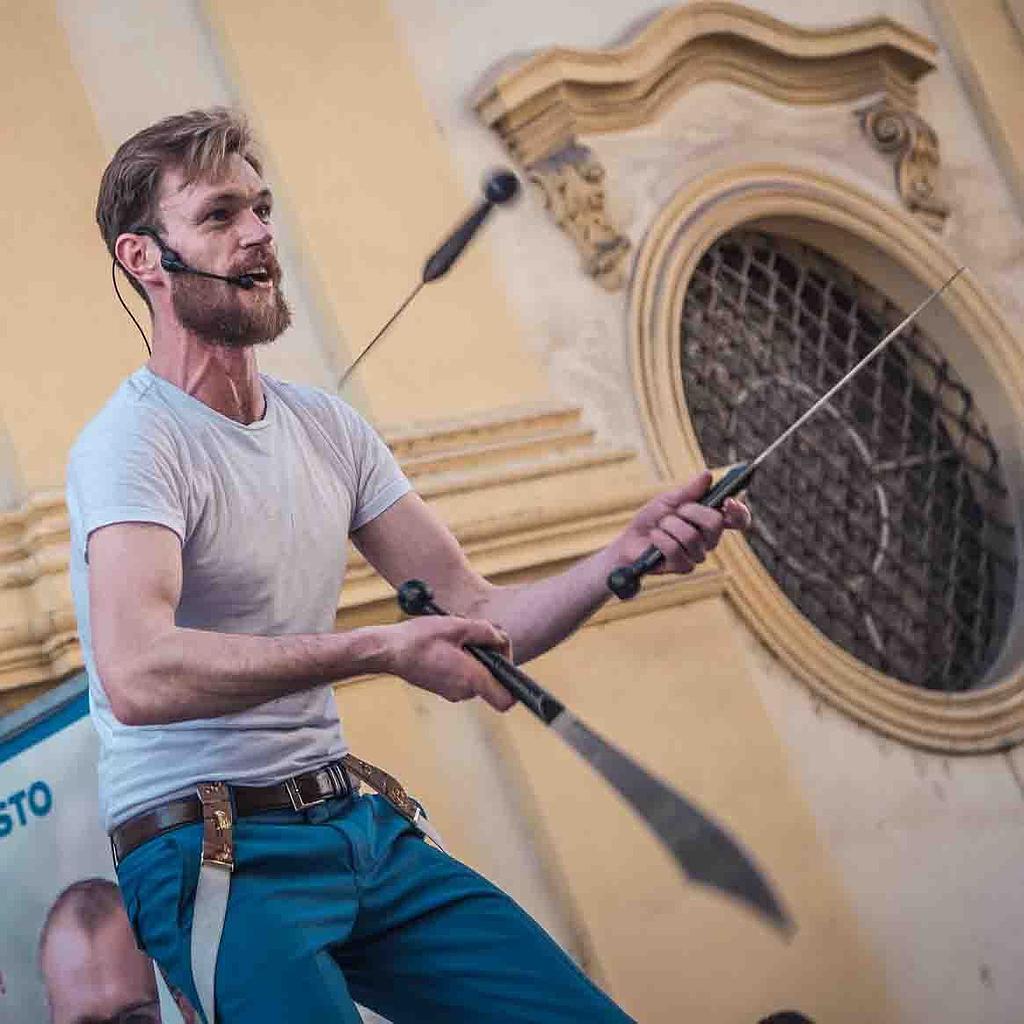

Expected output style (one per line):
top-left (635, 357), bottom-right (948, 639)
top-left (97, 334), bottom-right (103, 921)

top-left (139, 365), bottom-right (274, 431)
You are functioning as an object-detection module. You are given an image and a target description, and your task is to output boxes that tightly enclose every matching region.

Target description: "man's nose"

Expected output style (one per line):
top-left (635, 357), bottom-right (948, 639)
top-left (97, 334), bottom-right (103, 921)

top-left (239, 208), bottom-right (274, 246)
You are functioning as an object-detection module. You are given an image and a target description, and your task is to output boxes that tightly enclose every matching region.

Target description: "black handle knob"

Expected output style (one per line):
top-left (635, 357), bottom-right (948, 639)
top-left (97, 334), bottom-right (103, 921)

top-left (421, 168), bottom-right (521, 283)
top-left (398, 578), bottom-right (436, 616)
top-left (484, 170), bottom-right (519, 205)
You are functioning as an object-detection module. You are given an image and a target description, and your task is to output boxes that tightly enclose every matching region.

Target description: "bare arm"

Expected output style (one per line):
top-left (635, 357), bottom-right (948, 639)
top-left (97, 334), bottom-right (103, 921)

top-left (88, 521), bottom-right (513, 726)
top-left (351, 473), bottom-right (750, 664)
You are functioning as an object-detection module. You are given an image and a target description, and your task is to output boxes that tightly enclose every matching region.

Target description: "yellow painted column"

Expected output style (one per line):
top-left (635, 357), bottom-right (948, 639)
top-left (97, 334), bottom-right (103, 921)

top-left (202, 0), bottom-right (552, 424)
top-left (0, 2), bottom-right (139, 493)
top-left (927, 0), bottom-right (1024, 215)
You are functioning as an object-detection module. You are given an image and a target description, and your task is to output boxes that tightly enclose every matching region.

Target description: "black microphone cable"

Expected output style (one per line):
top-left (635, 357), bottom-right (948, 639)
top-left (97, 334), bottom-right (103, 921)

top-left (112, 258), bottom-right (152, 356)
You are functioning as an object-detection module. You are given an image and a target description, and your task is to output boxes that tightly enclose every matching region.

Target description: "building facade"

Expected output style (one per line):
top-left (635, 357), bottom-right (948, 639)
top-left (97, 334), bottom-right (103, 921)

top-left (2, 1), bottom-right (1023, 1020)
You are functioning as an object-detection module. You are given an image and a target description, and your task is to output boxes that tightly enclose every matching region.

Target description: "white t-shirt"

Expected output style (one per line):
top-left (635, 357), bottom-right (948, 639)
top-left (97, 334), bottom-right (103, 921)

top-left (66, 367), bottom-right (410, 830)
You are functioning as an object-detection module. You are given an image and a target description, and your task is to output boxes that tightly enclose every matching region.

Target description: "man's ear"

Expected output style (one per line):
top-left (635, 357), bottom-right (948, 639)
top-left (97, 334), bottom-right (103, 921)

top-left (114, 231), bottom-right (160, 286)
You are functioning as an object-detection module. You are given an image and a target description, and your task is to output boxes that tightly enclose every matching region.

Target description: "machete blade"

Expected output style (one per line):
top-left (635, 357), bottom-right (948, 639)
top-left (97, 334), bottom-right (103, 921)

top-left (551, 711), bottom-right (794, 937)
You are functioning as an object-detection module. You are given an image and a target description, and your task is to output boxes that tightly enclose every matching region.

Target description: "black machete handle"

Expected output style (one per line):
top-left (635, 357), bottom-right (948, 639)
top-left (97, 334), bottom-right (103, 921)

top-left (397, 579), bottom-right (564, 724)
top-left (421, 170), bottom-right (519, 283)
top-left (606, 462), bottom-right (756, 601)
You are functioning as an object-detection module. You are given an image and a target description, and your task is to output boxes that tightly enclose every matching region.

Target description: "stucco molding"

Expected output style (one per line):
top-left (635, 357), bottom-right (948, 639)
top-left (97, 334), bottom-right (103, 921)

top-left (526, 146), bottom-right (632, 292)
top-left (475, 1), bottom-right (940, 289)
top-left (858, 98), bottom-right (949, 230)
top-left (629, 162), bottom-right (1024, 753)
top-left (0, 490), bottom-right (79, 691)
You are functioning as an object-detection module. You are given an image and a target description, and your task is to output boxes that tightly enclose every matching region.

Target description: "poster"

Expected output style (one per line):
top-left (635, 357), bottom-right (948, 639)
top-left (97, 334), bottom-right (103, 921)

top-left (0, 676), bottom-right (190, 1024)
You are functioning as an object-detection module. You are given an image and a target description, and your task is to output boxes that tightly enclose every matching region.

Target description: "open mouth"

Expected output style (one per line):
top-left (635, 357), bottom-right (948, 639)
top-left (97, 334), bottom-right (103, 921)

top-left (245, 268), bottom-right (273, 286)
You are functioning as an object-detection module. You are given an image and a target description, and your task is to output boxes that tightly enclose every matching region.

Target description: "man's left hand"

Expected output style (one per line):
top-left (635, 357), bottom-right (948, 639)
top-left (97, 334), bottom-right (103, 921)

top-left (613, 470), bottom-right (751, 575)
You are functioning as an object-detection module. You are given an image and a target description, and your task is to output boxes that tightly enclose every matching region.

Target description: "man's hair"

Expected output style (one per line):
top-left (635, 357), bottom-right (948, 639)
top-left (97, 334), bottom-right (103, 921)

top-left (95, 107), bottom-right (262, 303)
top-left (38, 877), bottom-right (125, 963)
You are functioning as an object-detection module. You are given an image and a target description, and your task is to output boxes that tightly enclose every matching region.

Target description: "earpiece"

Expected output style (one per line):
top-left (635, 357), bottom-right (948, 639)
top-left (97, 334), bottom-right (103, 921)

top-left (159, 248), bottom-right (188, 273)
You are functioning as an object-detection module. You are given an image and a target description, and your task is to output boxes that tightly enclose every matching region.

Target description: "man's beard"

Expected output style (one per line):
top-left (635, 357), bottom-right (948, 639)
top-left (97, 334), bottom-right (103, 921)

top-left (170, 266), bottom-right (292, 349)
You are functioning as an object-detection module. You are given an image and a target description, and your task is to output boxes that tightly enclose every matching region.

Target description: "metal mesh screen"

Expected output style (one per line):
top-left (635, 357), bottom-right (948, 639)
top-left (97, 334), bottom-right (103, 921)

top-left (681, 231), bottom-right (1017, 691)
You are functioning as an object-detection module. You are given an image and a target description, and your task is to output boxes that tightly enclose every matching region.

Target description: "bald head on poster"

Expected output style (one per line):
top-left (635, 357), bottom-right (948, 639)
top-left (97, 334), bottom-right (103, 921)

top-left (39, 878), bottom-right (197, 1024)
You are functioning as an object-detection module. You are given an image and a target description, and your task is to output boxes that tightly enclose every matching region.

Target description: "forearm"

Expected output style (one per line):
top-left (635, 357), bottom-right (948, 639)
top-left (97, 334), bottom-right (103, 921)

top-left (105, 624), bottom-right (392, 726)
top-left (466, 543), bottom-right (624, 664)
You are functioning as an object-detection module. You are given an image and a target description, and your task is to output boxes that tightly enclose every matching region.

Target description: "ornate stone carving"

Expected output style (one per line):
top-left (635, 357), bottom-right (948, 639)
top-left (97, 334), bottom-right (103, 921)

top-left (474, 2), bottom-right (938, 164)
top-left (0, 490), bottom-right (78, 693)
top-left (526, 147), bottom-right (631, 291)
top-left (474, 2), bottom-right (942, 288)
top-left (859, 98), bottom-right (950, 230)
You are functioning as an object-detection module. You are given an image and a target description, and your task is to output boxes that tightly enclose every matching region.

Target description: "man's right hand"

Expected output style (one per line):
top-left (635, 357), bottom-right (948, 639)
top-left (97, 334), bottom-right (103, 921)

top-left (379, 616), bottom-right (516, 712)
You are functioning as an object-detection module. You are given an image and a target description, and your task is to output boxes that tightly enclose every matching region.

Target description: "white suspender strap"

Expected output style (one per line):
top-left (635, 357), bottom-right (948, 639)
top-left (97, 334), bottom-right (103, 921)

top-left (191, 783), bottom-right (235, 1024)
top-left (186, 760), bottom-right (441, 1023)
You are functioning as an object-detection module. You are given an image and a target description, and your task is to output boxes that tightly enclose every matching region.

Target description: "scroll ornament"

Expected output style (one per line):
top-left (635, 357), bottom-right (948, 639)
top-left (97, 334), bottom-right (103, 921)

top-left (859, 98), bottom-right (950, 230)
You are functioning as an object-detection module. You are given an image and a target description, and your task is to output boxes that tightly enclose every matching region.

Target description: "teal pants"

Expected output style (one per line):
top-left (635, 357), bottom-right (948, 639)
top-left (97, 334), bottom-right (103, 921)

top-left (116, 792), bottom-right (634, 1023)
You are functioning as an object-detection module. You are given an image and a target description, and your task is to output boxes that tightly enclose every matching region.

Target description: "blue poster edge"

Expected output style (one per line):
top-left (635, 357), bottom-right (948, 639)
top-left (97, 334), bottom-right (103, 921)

top-left (0, 673), bottom-right (89, 767)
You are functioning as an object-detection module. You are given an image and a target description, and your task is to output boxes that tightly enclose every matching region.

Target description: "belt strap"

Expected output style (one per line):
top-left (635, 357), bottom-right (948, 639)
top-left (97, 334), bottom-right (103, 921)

top-left (341, 753), bottom-right (446, 851)
top-left (111, 762), bottom-right (358, 865)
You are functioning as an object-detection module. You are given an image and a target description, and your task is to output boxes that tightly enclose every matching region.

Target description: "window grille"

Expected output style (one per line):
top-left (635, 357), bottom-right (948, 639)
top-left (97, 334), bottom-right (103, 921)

top-left (681, 232), bottom-right (1017, 691)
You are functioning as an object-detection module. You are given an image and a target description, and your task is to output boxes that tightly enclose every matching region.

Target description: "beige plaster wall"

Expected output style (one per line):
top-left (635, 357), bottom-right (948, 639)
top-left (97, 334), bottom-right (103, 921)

top-left (737, 600), bottom-right (1024, 1020)
top-left (0, 2), bottom-right (135, 495)
top-left (925, 0), bottom-right (1024, 218)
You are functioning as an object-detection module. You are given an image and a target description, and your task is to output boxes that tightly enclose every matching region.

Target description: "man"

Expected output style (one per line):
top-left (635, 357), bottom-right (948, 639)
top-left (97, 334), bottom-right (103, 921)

top-left (68, 108), bottom-right (750, 1024)
top-left (39, 878), bottom-right (198, 1024)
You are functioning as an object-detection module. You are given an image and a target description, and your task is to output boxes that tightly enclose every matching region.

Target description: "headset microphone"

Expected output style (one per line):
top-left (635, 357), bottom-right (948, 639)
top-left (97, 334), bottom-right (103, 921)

top-left (136, 227), bottom-right (256, 289)
top-left (162, 253), bottom-right (256, 289)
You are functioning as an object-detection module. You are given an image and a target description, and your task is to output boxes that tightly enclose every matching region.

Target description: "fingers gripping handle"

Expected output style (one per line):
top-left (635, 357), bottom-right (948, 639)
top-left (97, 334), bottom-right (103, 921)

top-left (397, 580), bottom-right (565, 724)
top-left (606, 462), bottom-right (756, 601)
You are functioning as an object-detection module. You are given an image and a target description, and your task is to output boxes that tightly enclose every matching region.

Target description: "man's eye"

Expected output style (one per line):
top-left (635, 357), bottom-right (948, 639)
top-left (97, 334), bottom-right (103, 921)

top-left (255, 204), bottom-right (272, 222)
top-left (206, 208), bottom-right (230, 223)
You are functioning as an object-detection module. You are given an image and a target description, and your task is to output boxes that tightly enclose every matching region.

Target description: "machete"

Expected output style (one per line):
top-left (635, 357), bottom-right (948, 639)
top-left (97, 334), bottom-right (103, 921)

top-left (397, 579), bottom-right (793, 937)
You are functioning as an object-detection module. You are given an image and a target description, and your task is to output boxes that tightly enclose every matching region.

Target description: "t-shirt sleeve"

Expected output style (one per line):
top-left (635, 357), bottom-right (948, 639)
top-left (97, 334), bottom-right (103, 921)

top-left (67, 419), bottom-right (187, 562)
top-left (342, 407), bottom-right (411, 531)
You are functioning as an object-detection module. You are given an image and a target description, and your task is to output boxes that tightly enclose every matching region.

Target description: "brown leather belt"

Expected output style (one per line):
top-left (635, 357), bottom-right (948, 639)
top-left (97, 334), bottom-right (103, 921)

top-left (110, 760), bottom-right (355, 866)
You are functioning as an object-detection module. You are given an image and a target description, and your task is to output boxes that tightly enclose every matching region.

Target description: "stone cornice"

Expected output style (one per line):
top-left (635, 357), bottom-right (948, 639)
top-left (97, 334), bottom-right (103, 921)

top-left (475, 2), bottom-right (937, 167)
top-left (474, 2), bottom-right (942, 289)
top-left (0, 489), bottom-right (79, 691)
